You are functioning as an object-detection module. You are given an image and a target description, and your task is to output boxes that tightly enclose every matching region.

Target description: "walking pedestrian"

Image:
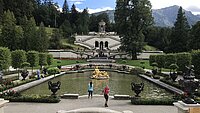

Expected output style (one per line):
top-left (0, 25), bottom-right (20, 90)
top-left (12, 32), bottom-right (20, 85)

top-left (102, 85), bottom-right (110, 107)
top-left (88, 81), bottom-right (93, 99)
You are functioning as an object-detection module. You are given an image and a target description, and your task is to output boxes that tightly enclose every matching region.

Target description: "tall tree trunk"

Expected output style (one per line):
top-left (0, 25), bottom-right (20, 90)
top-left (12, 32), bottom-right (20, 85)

top-left (131, 50), bottom-right (137, 60)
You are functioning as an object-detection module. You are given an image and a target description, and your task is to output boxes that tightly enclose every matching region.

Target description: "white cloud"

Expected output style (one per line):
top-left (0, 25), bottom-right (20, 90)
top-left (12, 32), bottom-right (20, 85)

top-left (69, 0), bottom-right (85, 2)
top-left (69, 0), bottom-right (85, 5)
top-left (76, 7), bottom-right (113, 14)
top-left (88, 7), bottom-right (114, 14)
top-left (74, 2), bottom-right (83, 5)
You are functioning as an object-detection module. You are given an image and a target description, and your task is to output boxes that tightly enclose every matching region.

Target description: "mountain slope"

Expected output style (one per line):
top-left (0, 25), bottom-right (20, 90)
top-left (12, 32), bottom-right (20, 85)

top-left (92, 5), bottom-right (200, 27)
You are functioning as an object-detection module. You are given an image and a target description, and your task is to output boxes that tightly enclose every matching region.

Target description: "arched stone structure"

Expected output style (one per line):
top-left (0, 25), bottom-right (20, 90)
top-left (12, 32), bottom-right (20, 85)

top-left (105, 41), bottom-right (108, 48)
top-left (100, 41), bottom-right (104, 50)
top-left (95, 41), bottom-right (99, 48)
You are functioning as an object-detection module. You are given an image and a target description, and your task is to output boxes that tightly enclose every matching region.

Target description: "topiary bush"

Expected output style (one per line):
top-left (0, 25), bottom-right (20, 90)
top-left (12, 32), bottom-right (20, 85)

top-left (47, 68), bottom-right (60, 75)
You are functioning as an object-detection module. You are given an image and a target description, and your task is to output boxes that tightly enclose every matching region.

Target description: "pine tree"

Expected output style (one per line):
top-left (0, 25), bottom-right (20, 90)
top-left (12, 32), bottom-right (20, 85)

top-left (1, 10), bottom-right (17, 50)
top-left (59, 19), bottom-right (73, 39)
top-left (70, 4), bottom-right (78, 32)
top-left (62, 0), bottom-right (69, 14)
top-left (35, 22), bottom-right (49, 52)
top-left (115, 0), bottom-right (153, 59)
top-left (168, 7), bottom-right (190, 53)
top-left (77, 8), bottom-right (89, 35)
top-left (189, 21), bottom-right (200, 50)
top-left (49, 29), bottom-right (63, 49)
top-left (22, 17), bottom-right (37, 51)
top-left (0, 0), bottom-right (3, 24)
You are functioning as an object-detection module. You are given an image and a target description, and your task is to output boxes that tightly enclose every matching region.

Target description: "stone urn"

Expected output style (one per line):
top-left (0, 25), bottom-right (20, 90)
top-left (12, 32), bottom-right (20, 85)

top-left (21, 70), bottom-right (29, 80)
top-left (170, 72), bottom-right (178, 82)
top-left (152, 69), bottom-right (157, 76)
top-left (48, 81), bottom-right (61, 95)
top-left (131, 82), bottom-right (144, 97)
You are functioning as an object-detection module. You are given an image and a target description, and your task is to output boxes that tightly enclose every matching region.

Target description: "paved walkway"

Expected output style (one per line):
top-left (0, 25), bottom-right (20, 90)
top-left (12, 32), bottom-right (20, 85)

top-left (4, 96), bottom-right (177, 113)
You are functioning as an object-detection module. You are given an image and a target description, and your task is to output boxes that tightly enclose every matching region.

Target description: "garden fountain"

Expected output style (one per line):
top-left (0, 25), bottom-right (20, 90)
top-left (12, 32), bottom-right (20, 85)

top-left (90, 66), bottom-right (109, 80)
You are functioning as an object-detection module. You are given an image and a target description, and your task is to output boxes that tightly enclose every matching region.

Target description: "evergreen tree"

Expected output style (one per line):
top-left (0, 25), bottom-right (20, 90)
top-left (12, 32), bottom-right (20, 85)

top-left (89, 14), bottom-right (98, 32)
top-left (3, 0), bottom-right (37, 24)
top-left (189, 21), bottom-right (200, 50)
top-left (70, 4), bottom-right (78, 32)
top-left (22, 17), bottom-right (37, 51)
top-left (0, 0), bottom-right (3, 24)
top-left (60, 19), bottom-right (73, 39)
top-left (49, 29), bottom-right (63, 49)
top-left (77, 8), bottom-right (89, 35)
top-left (144, 27), bottom-right (171, 51)
top-left (35, 22), bottom-right (49, 52)
top-left (168, 7), bottom-right (190, 53)
top-left (1, 10), bottom-right (16, 50)
top-left (13, 26), bottom-right (24, 50)
top-left (62, 0), bottom-right (69, 14)
top-left (115, 0), bottom-right (153, 59)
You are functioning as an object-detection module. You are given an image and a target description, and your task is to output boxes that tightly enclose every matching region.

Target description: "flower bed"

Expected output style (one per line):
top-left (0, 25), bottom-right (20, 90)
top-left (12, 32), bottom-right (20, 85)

top-left (0, 89), bottom-right (60, 103)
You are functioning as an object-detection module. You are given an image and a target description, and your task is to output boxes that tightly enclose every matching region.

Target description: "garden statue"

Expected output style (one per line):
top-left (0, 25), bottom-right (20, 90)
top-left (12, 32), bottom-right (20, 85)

top-left (48, 81), bottom-right (61, 95)
top-left (182, 65), bottom-right (199, 104)
top-left (131, 82), bottom-right (144, 97)
top-left (21, 70), bottom-right (29, 80)
top-left (91, 66), bottom-right (109, 80)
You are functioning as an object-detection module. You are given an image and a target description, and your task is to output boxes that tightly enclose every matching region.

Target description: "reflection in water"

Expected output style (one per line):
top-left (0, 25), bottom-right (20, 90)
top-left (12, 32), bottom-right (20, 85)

top-left (22, 71), bottom-right (173, 98)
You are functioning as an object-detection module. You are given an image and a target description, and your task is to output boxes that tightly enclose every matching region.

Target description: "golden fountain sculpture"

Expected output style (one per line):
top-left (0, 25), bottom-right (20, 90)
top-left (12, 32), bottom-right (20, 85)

top-left (91, 66), bottom-right (109, 80)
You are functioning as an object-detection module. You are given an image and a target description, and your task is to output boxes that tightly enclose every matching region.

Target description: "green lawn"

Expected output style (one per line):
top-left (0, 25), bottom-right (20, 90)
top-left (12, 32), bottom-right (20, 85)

top-left (116, 59), bottom-right (170, 72)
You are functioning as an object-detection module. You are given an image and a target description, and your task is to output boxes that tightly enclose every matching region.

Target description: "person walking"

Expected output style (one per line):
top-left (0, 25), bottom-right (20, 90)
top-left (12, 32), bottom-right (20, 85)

top-left (88, 81), bottom-right (93, 99)
top-left (103, 85), bottom-right (110, 107)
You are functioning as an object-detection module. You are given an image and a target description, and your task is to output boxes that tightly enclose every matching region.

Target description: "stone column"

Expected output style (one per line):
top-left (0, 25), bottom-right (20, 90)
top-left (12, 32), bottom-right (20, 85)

top-left (173, 101), bottom-right (200, 113)
top-left (0, 99), bottom-right (9, 113)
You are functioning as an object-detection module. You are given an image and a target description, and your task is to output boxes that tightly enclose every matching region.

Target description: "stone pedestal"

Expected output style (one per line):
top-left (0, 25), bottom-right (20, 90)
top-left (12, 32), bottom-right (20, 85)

top-left (0, 98), bottom-right (9, 113)
top-left (173, 101), bottom-right (200, 113)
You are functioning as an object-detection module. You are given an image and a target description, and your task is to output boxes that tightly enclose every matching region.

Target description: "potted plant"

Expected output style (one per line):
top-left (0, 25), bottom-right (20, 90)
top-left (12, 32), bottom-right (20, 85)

top-left (169, 64), bottom-right (179, 82)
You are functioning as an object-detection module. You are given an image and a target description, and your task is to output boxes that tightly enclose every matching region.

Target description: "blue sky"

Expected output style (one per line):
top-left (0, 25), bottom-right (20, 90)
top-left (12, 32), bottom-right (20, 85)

top-left (54, 0), bottom-right (200, 14)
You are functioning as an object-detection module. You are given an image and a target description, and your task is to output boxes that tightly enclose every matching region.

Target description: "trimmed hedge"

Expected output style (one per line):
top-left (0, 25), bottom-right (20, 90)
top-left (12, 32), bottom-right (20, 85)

top-left (149, 55), bottom-right (157, 66)
top-left (131, 97), bottom-right (174, 105)
top-left (0, 47), bottom-right (11, 70)
top-left (156, 55), bottom-right (165, 70)
top-left (164, 54), bottom-right (176, 69)
top-left (4, 95), bottom-right (60, 103)
top-left (191, 50), bottom-right (200, 78)
top-left (176, 52), bottom-right (191, 72)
